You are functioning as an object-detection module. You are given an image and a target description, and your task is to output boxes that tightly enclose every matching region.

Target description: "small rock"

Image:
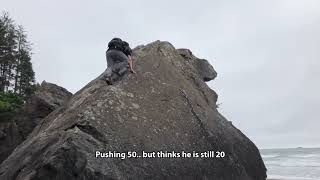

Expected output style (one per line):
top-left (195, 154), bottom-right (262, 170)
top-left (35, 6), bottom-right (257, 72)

top-left (131, 103), bottom-right (140, 109)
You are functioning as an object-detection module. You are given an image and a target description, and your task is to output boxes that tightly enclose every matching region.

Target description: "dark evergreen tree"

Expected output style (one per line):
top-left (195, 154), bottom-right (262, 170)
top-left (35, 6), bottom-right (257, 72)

top-left (0, 12), bottom-right (35, 101)
top-left (0, 12), bottom-right (17, 93)
top-left (14, 25), bottom-right (35, 99)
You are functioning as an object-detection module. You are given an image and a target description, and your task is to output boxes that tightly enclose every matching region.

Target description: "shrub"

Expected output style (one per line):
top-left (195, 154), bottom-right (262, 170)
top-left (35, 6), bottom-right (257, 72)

top-left (0, 92), bottom-right (24, 122)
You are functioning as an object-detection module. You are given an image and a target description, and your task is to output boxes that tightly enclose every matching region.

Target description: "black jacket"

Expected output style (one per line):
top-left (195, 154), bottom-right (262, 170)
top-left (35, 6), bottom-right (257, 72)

top-left (108, 39), bottom-right (132, 57)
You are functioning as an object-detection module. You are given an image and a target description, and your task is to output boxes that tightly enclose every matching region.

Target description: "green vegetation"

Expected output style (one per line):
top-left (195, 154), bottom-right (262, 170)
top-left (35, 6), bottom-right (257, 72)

top-left (0, 92), bottom-right (23, 111)
top-left (0, 11), bottom-right (36, 122)
top-left (0, 11), bottom-right (35, 100)
top-left (0, 92), bottom-right (23, 122)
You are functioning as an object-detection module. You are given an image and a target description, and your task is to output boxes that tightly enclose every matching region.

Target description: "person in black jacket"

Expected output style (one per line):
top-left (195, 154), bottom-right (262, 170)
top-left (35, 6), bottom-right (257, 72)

top-left (104, 38), bottom-right (135, 85)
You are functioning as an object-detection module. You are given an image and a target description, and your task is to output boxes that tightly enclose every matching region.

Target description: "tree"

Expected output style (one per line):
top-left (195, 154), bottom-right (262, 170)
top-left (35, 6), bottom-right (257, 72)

top-left (0, 12), bottom-right (17, 93)
top-left (0, 12), bottom-right (35, 100)
top-left (14, 25), bottom-right (35, 98)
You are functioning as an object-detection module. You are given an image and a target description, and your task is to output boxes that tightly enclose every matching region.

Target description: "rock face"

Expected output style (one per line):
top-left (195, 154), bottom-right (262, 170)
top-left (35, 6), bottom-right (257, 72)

top-left (15, 81), bottom-right (73, 138)
top-left (177, 48), bottom-right (217, 82)
top-left (0, 81), bottom-right (72, 164)
top-left (0, 122), bottom-right (21, 165)
top-left (0, 41), bottom-right (266, 180)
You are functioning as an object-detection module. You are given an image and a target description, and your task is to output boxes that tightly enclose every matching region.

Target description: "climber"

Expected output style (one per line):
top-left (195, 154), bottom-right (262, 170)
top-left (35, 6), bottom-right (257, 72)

top-left (104, 38), bottom-right (136, 85)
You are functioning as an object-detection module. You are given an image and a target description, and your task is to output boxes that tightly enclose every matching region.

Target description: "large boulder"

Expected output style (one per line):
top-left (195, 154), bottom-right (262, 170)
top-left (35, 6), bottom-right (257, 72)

top-left (0, 122), bottom-right (21, 166)
top-left (0, 41), bottom-right (266, 180)
top-left (0, 81), bottom-right (72, 164)
top-left (177, 48), bottom-right (217, 82)
top-left (15, 81), bottom-right (73, 138)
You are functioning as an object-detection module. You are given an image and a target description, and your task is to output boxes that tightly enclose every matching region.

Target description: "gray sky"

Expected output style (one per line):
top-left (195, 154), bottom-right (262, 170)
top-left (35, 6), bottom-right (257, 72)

top-left (2, 0), bottom-right (320, 149)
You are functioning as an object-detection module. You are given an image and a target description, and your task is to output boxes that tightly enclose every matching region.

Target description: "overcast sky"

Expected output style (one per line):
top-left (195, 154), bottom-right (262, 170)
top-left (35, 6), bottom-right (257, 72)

top-left (2, 0), bottom-right (320, 149)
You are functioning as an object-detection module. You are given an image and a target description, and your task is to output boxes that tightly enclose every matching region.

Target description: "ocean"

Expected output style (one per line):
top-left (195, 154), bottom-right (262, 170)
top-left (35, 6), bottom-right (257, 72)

top-left (260, 148), bottom-right (320, 180)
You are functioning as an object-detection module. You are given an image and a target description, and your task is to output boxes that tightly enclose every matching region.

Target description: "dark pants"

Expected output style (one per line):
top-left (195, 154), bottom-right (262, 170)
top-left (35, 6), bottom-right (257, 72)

top-left (105, 49), bottom-right (129, 84)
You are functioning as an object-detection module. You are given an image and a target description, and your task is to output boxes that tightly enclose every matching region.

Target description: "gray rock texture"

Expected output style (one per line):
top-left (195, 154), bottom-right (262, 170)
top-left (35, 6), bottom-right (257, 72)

top-left (0, 122), bottom-right (21, 166)
top-left (0, 41), bottom-right (266, 180)
top-left (177, 48), bottom-right (217, 82)
top-left (15, 81), bottom-right (73, 138)
top-left (0, 81), bottom-right (72, 164)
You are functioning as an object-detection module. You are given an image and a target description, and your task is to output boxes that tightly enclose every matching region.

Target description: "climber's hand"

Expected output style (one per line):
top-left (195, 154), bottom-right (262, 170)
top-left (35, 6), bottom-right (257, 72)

top-left (130, 69), bottom-right (136, 74)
